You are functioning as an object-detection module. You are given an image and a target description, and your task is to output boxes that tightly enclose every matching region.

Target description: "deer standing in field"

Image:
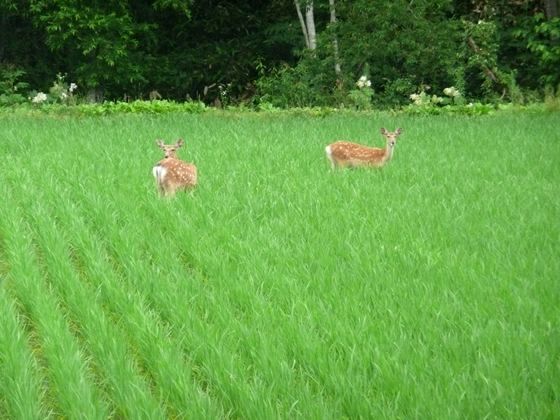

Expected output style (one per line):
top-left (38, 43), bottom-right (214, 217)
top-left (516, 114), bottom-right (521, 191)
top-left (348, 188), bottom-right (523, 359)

top-left (153, 139), bottom-right (197, 197)
top-left (325, 128), bottom-right (403, 169)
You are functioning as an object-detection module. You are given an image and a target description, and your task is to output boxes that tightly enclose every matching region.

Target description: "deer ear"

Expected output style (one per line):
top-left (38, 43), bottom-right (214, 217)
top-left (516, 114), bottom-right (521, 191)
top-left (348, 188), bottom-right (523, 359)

top-left (395, 128), bottom-right (403, 135)
top-left (176, 139), bottom-right (184, 148)
top-left (156, 139), bottom-right (164, 148)
top-left (380, 128), bottom-right (388, 135)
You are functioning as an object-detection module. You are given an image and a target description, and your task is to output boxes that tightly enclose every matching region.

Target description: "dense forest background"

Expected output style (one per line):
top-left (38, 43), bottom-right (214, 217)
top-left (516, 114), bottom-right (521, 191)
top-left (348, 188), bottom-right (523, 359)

top-left (1, 0), bottom-right (559, 108)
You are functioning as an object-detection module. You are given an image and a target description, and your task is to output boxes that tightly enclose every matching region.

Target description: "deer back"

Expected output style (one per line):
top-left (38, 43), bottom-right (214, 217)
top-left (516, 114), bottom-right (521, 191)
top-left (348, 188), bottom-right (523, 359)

top-left (157, 158), bottom-right (197, 189)
top-left (328, 141), bottom-right (388, 167)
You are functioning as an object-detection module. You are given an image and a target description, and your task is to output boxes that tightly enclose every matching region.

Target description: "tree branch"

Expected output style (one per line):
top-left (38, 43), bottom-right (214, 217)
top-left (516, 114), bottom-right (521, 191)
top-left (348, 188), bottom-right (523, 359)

top-left (467, 36), bottom-right (506, 98)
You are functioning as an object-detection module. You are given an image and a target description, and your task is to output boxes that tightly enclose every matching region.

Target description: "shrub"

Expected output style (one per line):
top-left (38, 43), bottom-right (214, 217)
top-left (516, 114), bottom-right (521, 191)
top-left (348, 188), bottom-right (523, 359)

top-left (347, 76), bottom-right (374, 110)
top-left (0, 65), bottom-right (29, 106)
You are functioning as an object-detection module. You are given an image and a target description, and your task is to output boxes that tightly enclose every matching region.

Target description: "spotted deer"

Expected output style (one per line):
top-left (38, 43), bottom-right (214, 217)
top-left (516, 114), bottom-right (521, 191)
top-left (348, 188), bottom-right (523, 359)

top-left (153, 139), bottom-right (197, 197)
top-left (325, 128), bottom-right (403, 169)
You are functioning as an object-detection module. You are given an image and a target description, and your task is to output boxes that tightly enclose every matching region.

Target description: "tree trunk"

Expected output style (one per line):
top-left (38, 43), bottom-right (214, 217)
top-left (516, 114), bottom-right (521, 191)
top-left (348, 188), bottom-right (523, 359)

top-left (294, 0), bottom-right (310, 48)
top-left (0, 14), bottom-right (8, 62)
top-left (305, 1), bottom-right (316, 50)
top-left (86, 87), bottom-right (104, 103)
top-left (294, 0), bottom-right (316, 50)
top-left (544, 0), bottom-right (559, 19)
top-left (329, 0), bottom-right (342, 80)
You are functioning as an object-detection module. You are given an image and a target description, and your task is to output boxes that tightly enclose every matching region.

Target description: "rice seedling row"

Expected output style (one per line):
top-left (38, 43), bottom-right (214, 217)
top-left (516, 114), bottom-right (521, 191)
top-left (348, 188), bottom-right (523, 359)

top-left (0, 111), bottom-right (558, 418)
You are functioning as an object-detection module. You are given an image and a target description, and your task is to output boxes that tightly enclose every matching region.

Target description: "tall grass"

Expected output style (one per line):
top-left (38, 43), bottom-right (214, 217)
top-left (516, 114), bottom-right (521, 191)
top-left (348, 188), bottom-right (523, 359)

top-left (0, 110), bottom-right (558, 418)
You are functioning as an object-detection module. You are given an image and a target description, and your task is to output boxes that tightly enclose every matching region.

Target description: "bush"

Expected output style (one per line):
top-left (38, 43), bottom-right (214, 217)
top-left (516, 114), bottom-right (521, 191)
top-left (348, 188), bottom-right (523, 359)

top-left (255, 53), bottom-right (337, 108)
top-left (0, 65), bottom-right (29, 106)
top-left (347, 76), bottom-right (374, 110)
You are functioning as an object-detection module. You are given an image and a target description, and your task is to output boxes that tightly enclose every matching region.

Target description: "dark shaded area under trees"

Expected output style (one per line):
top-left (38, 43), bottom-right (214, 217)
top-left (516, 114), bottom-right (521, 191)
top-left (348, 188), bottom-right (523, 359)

top-left (1, 0), bottom-right (559, 107)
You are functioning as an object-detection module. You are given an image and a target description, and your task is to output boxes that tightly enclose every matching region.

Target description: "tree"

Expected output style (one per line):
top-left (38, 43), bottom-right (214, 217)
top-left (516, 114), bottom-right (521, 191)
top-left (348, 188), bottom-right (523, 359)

top-left (25, 0), bottom-right (193, 100)
top-left (335, 0), bottom-right (461, 104)
top-left (544, 0), bottom-right (559, 19)
top-left (328, 0), bottom-right (342, 81)
top-left (1, 0), bottom-right (558, 106)
top-left (294, 0), bottom-right (316, 50)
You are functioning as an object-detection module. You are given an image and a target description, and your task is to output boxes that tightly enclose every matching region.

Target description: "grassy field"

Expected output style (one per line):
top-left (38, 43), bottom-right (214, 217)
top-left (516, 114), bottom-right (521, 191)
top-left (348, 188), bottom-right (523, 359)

top-left (0, 110), bottom-right (558, 418)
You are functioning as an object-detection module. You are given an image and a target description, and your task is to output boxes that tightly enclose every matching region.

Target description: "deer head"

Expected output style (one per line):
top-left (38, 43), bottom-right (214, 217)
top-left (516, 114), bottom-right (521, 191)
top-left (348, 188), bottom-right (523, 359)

top-left (380, 128), bottom-right (402, 147)
top-left (156, 139), bottom-right (185, 159)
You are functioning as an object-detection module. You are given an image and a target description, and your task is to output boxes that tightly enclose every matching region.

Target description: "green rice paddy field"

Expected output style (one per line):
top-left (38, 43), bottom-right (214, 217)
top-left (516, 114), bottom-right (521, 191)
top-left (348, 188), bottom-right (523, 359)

top-left (0, 110), bottom-right (559, 418)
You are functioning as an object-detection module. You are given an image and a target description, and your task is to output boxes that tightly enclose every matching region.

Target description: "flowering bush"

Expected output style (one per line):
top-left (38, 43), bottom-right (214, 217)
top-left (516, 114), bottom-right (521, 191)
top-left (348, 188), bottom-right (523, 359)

top-left (443, 86), bottom-right (464, 105)
top-left (405, 85), bottom-right (494, 115)
top-left (49, 74), bottom-right (78, 105)
top-left (409, 90), bottom-right (444, 107)
top-left (217, 82), bottom-right (232, 107)
top-left (409, 86), bottom-right (464, 108)
top-left (348, 75), bottom-right (374, 110)
top-left (31, 92), bottom-right (48, 104)
top-left (356, 75), bottom-right (371, 89)
top-left (29, 74), bottom-right (78, 106)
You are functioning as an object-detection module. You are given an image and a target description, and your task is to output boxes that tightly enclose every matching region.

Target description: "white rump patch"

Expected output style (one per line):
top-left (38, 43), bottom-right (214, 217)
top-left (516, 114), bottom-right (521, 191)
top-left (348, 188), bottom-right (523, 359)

top-left (325, 145), bottom-right (335, 167)
top-left (153, 165), bottom-right (167, 183)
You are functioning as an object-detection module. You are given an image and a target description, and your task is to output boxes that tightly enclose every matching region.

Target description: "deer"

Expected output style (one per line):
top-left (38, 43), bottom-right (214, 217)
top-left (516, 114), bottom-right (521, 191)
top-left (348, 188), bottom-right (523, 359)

top-left (152, 139), bottom-right (197, 197)
top-left (325, 128), bottom-right (403, 169)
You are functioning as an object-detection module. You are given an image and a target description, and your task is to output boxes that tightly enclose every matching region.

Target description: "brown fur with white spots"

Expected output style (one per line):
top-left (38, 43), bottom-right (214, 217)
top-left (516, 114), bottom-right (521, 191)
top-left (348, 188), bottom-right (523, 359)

top-left (153, 139), bottom-right (197, 197)
top-left (325, 128), bottom-right (402, 169)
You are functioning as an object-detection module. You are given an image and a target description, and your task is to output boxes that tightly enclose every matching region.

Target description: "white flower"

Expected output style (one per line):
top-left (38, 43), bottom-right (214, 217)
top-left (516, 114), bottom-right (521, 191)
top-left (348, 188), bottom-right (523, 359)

top-left (356, 75), bottom-right (371, 89)
top-left (69, 83), bottom-right (78, 93)
top-left (443, 86), bottom-right (461, 98)
top-left (410, 93), bottom-right (424, 106)
top-left (60, 92), bottom-right (68, 100)
top-left (32, 92), bottom-right (48, 104)
top-left (431, 95), bottom-right (444, 104)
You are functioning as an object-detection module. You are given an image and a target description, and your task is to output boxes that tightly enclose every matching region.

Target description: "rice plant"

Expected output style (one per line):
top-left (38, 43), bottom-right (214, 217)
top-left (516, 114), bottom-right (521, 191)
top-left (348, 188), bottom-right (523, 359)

top-left (0, 110), bottom-right (558, 418)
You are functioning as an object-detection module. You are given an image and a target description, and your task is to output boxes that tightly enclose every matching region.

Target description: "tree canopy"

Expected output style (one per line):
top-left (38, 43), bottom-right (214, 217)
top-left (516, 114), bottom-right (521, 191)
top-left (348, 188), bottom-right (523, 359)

top-left (1, 0), bottom-right (558, 107)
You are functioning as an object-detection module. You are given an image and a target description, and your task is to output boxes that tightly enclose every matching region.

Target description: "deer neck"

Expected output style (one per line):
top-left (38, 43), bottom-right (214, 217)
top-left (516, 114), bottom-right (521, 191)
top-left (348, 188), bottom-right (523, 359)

top-left (384, 142), bottom-right (395, 162)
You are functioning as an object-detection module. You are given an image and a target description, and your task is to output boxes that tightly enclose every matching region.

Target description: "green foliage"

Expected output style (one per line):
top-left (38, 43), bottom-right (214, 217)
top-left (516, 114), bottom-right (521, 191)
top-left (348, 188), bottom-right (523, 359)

top-left (515, 14), bottom-right (560, 87)
top-left (29, 0), bottom-right (150, 92)
top-left (0, 0), bottom-right (558, 106)
top-left (0, 65), bottom-right (29, 106)
top-left (152, 0), bottom-right (192, 17)
top-left (256, 54), bottom-right (337, 108)
top-left (347, 87), bottom-right (374, 110)
top-left (347, 76), bottom-right (374, 110)
top-left (47, 73), bottom-right (77, 105)
top-left (404, 85), bottom-right (496, 115)
top-left (403, 101), bottom-right (495, 116)
top-left (65, 99), bottom-right (206, 116)
top-left (544, 84), bottom-right (560, 112)
top-left (381, 78), bottom-right (417, 108)
top-left (462, 19), bottom-right (505, 98)
top-left (336, 0), bottom-right (461, 106)
top-left (405, 86), bottom-right (470, 114)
